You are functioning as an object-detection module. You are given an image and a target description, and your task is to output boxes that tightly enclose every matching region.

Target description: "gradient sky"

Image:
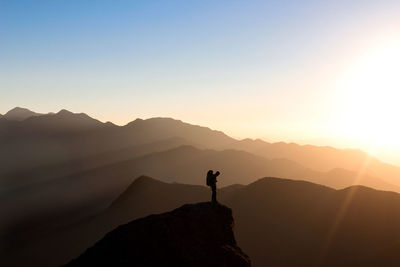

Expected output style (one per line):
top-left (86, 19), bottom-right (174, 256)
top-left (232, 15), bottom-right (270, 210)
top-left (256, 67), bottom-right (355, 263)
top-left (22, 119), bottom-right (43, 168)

top-left (1, 1), bottom-right (400, 164)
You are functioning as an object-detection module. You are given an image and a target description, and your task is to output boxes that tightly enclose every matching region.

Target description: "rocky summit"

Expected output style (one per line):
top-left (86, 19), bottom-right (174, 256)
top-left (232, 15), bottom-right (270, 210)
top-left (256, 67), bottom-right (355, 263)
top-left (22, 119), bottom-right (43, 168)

top-left (66, 202), bottom-right (251, 267)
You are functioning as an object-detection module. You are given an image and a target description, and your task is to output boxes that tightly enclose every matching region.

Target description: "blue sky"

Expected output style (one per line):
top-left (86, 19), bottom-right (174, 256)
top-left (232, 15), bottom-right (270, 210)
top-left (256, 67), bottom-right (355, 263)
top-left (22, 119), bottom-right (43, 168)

top-left (1, 0), bottom-right (400, 163)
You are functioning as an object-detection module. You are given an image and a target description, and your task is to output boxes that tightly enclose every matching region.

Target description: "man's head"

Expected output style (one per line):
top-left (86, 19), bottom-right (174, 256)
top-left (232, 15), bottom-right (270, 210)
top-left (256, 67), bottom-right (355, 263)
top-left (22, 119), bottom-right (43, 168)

top-left (207, 170), bottom-right (213, 175)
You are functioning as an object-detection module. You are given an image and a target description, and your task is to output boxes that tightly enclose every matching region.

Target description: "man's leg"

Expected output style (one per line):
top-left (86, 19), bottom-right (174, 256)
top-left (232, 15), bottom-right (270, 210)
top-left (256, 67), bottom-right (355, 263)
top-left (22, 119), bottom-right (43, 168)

top-left (211, 185), bottom-right (217, 203)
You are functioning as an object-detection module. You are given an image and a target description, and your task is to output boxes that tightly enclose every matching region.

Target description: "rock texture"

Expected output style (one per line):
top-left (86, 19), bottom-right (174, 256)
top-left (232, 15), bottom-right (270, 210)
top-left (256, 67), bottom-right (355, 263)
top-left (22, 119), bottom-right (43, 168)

top-left (66, 202), bottom-right (251, 267)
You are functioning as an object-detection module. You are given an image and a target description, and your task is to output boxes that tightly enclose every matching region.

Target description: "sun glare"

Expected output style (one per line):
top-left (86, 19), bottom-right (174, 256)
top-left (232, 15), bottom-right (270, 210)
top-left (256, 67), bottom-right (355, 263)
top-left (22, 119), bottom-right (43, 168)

top-left (334, 37), bottom-right (400, 152)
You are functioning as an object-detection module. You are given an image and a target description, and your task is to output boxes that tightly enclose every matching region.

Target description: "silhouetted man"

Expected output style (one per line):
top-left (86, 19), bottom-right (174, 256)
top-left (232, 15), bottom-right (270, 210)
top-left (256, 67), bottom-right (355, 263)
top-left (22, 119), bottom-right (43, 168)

top-left (206, 170), bottom-right (220, 203)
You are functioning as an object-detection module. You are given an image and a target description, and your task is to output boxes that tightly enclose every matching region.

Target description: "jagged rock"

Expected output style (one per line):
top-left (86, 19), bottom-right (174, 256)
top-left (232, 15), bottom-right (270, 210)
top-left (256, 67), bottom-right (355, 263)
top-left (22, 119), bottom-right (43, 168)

top-left (66, 202), bottom-right (251, 267)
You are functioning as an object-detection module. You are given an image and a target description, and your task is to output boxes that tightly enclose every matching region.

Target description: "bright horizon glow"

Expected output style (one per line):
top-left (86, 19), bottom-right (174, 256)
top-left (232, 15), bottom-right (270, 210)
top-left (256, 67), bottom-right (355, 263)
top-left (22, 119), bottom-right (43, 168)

top-left (330, 35), bottom-right (400, 163)
top-left (1, 0), bottom-right (400, 165)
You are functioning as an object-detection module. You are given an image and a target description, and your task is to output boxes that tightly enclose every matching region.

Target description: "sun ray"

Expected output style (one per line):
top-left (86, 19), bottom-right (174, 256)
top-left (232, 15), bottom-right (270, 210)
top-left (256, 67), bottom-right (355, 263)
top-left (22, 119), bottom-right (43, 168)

top-left (317, 152), bottom-right (373, 263)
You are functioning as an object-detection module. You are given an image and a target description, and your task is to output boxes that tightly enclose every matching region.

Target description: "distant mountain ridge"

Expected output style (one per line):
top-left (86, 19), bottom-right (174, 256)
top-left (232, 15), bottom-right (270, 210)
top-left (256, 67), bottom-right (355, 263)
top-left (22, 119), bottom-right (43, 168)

top-left (3, 107), bottom-right (43, 121)
top-left (22, 109), bottom-right (104, 131)
top-left (2, 107), bottom-right (399, 185)
top-left (0, 107), bottom-right (235, 176)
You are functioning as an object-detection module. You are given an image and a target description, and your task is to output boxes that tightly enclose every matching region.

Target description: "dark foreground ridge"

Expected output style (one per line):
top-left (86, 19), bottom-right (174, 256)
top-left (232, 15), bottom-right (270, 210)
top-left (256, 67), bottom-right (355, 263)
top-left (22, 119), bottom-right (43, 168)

top-left (66, 202), bottom-right (251, 267)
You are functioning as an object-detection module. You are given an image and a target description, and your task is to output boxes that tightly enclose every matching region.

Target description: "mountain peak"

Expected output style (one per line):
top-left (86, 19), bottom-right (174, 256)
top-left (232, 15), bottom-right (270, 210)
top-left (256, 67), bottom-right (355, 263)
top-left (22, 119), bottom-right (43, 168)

top-left (4, 107), bottom-right (42, 121)
top-left (124, 117), bottom-right (235, 149)
top-left (54, 109), bottom-right (99, 123)
top-left (15, 109), bottom-right (104, 132)
top-left (7, 107), bottom-right (31, 113)
top-left (130, 175), bottom-right (162, 186)
top-left (57, 109), bottom-right (74, 115)
top-left (66, 202), bottom-right (251, 267)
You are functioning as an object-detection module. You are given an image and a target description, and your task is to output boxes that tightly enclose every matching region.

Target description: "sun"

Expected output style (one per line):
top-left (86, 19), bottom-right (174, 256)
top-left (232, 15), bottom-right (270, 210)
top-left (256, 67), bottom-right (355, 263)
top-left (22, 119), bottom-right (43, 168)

top-left (333, 37), bottom-right (400, 151)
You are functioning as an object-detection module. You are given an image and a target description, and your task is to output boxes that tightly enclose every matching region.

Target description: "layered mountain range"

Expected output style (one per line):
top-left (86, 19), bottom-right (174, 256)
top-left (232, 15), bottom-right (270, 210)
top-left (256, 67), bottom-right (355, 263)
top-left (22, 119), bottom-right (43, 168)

top-left (4, 176), bottom-right (400, 267)
top-left (2, 107), bottom-right (399, 188)
top-left (2, 107), bottom-right (400, 266)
